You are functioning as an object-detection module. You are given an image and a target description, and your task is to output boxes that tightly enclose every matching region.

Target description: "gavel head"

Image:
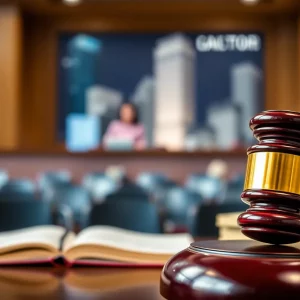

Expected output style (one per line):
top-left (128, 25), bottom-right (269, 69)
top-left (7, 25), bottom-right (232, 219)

top-left (238, 110), bottom-right (300, 244)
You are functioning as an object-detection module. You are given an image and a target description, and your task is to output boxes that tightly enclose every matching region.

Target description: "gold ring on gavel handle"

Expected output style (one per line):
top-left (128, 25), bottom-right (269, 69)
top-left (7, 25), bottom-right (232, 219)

top-left (244, 151), bottom-right (300, 196)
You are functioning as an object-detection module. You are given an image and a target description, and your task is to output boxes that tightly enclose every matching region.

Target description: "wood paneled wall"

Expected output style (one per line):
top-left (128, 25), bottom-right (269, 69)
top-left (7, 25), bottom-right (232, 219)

top-left (0, 6), bottom-right (22, 149)
top-left (272, 17), bottom-right (298, 111)
top-left (20, 16), bottom-right (56, 149)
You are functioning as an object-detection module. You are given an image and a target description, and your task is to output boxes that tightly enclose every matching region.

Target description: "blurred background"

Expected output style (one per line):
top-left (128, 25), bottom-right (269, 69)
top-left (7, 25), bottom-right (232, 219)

top-left (0, 0), bottom-right (299, 238)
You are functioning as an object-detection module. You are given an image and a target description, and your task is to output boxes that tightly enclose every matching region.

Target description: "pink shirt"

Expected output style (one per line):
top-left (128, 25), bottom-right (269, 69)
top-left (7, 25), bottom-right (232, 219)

top-left (103, 120), bottom-right (146, 149)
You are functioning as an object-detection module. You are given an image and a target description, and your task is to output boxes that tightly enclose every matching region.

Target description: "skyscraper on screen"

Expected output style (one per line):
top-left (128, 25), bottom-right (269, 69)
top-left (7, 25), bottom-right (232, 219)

top-left (154, 34), bottom-right (196, 150)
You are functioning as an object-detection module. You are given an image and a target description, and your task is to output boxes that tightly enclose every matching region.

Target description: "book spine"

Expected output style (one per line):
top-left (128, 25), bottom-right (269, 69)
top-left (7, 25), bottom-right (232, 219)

top-left (0, 259), bottom-right (54, 266)
top-left (52, 256), bottom-right (71, 267)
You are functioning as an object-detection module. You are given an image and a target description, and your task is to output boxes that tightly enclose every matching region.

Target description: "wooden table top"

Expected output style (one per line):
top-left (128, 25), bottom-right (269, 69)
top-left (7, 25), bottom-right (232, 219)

top-left (0, 267), bottom-right (164, 300)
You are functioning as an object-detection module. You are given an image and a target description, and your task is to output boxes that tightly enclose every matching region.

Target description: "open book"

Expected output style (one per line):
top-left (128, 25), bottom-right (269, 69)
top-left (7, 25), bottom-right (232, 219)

top-left (0, 225), bottom-right (193, 267)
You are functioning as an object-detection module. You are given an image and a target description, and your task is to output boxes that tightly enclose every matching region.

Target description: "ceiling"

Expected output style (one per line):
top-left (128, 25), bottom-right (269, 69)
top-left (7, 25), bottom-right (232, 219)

top-left (2, 0), bottom-right (300, 17)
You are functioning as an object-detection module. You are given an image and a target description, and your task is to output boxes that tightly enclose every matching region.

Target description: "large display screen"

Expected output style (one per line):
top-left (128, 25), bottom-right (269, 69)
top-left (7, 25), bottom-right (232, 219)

top-left (57, 32), bottom-right (264, 152)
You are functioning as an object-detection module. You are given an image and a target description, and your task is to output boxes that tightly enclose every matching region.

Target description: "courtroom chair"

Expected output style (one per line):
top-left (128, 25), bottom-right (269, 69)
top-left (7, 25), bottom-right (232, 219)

top-left (89, 199), bottom-right (161, 233)
top-left (0, 179), bottom-right (36, 201)
top-left (118, 178), bottom-right (149, 196)
top-left (0, 200), bottom-right (52, 232)
top-left (105, 179), bottom-right (150, 202)
top-left (82, 172), bottom-right (117, 203)
top-left (105, 193), bottom-right (150, 202)
top-left (160, 187), bottom-right (202, 233)
top-left (188, 204), bottom-right (218, 238)
top-left (185, 174), bottom-right (224, 204)
top-left (217, 202), bottom-right (248, 214)
top-left (221, 180), bottom-right (245, 204)
top-left (135, 172), bottom-right (168, 193)
top-left (37, 170), bottom-right (72, 201)
top-left (153, 179), bottom-right (178, 205)
top-left (190, 202), bottom-right (248, 238)
top-left (38, 170), bottom-right (72, 189)
top-left (52, 185), bottom-right (91, 230)
top-left (104, 165), bottom-right (127, 185)
top-left (37, 170), bottom-right (72, 192)
top-left (230, 173), bottom-right (245, 186)
top-left (82, 171), bottom-right (105, 190)
top-left (0, 170), bottom-right (8, 189)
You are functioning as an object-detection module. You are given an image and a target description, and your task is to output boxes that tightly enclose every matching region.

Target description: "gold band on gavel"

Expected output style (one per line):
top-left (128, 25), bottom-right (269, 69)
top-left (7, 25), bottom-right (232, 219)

top-left (244, 152), bottom-right (300, 195)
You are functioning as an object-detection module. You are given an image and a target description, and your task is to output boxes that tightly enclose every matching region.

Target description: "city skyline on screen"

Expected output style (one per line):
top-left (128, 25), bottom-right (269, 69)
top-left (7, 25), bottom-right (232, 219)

top-left (58, 32), bottom-right (264, 151)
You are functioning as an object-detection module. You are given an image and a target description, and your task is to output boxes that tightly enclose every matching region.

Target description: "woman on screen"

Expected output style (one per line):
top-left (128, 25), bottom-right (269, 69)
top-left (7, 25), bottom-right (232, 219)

top-left (103, 103), bottom-right (146, 150)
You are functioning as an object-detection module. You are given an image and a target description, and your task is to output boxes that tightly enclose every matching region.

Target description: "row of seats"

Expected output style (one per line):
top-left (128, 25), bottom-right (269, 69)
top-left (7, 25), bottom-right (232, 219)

top-left (0, 169), bottom-right (246, 235)
top-left (0, 169), bottom-right (245, 203)
top-left (0, 197), bottom-right (247, 237)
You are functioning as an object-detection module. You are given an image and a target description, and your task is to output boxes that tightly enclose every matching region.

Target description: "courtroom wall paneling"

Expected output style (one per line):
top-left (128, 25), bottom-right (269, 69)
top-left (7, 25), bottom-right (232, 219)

top-left (0, 5), bottom-right (22, 149)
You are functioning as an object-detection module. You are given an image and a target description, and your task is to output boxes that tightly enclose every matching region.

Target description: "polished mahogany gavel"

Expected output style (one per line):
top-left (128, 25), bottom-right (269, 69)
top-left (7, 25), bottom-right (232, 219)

top-left (160, 111), bottom-right (300, 300)
top-left (238, 110), bottom-right (300, 244)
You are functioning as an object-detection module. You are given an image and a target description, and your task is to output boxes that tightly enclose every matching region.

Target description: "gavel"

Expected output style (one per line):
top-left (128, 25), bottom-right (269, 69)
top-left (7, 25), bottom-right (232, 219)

top-left (160, 111), bottom-right (300, 300)
top-left (238, 110), bottom-right (300, 244)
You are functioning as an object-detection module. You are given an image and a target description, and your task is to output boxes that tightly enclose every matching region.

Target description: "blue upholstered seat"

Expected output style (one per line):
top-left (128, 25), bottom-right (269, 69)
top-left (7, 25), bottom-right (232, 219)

top-left (89, 199), bottom-right (161, 233)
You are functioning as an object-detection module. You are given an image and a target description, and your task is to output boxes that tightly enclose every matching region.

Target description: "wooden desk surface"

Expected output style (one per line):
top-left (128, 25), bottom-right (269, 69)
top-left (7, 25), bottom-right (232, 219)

top-left (0, 267), bottom-right (164, 300)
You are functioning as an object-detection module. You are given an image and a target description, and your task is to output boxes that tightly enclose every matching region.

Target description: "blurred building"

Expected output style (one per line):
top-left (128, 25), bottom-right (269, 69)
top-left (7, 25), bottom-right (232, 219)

top-left (207, 102), bottom-right (241, 150)
top-left (231, 62), bottom-right (263, 144)
top-left (86, 85), bottom-right (123, 139)
top-left (65, 34), bottom-right (102, 113)
top-left (131, 76), bottom-right (155, 148)
top-left (184, 127), bottom-right (216, 151)
top-left (86, 85), bottom-right (122, 117)
top-left (154, 34), bottom-right (196, 150)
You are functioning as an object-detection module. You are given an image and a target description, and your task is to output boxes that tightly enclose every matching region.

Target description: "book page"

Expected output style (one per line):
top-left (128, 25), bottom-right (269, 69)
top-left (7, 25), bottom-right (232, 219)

top-left (216, 212), bottom-right (241, 228)
top-left (66, 226), bottom-right (193, 255)
top-left (0, 225), bottom-right (74, 255)
top-left (219, 228), bottom-right (250, 240)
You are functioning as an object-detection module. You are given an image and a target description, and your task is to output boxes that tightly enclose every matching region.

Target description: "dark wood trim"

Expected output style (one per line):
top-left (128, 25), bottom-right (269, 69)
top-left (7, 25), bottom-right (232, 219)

top-left (0, 149), bottom-right (247, 158)
top-left (19, 0), bottom-right (300, 17)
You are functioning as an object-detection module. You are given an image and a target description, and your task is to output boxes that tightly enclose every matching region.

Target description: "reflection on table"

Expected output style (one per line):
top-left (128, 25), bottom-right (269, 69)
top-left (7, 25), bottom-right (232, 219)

top-left (0, 267), bottom-right (163, 300)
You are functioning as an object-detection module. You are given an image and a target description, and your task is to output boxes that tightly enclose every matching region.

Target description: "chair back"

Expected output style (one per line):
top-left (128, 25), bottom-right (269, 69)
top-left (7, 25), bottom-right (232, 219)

top-left (82, 173), bottom-right (117, 203)
top-left (52, 185), bottom-right (91, 229)
top-left (38, 171), bottom-right (72, 202)
top-left (230, 174), bottom-right (245, 186)
top-left (82, 172), bottom-right (104, 190)
top-left (89, 199), bottom-right (161, 233)
top-left (222, 181), bottom-right (244, 204)
top-left (105, 181), bottom-right (150, 202)
top-left (38, 170), bottom-right (71, 189)
top-left (0, 179), bottom-right (36, 201)
top-left (185, 175), bottom-right (223, 203)
top-left (190, 202), bottom-right (248, 237)
top-left (0, 200), bottom-right (52, 231)
top-left (0, 170), bottom-right (8, 189)
top-left (161, 187), bottom-right (201, 231)
top-left (154, 179), bottom-right (178, 205)
top-left (136, 172), bottom-right (167, 193)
